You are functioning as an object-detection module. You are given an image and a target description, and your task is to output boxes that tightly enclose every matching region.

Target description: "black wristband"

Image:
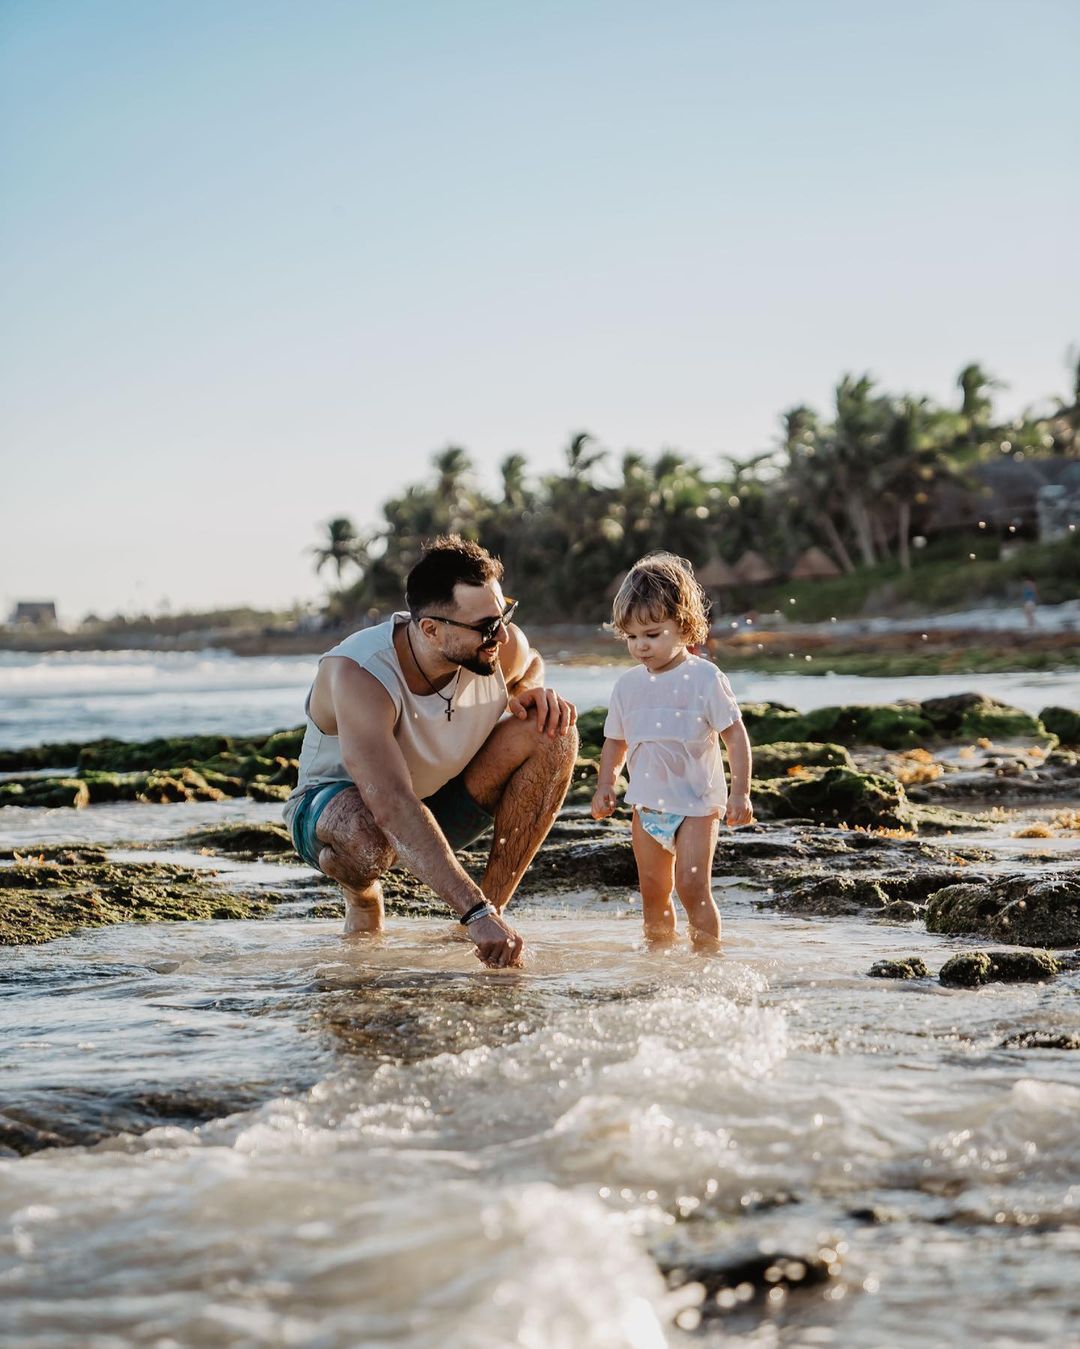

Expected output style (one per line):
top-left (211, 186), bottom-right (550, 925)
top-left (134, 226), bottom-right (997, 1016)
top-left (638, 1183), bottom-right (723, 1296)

top-left (459, 900), bottom-right (490, 927)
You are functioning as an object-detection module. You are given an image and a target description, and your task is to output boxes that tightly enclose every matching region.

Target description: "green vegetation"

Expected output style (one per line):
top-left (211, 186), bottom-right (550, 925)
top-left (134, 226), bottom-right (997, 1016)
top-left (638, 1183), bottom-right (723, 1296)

top-left (314, 356), bottom-right (1080, 624)
top-left (938, 950), bottom-right (1061, 987)
top-left (868, 957), bottom-right (931, 979)
top-left (926, 876), bottom-right (1080, 948)
top-left (718, 643), bottom-right (1080, 677)
top-left (0, 847), bottom-right (274, 945)
top-left (0, 728), bottom-right (304, 807)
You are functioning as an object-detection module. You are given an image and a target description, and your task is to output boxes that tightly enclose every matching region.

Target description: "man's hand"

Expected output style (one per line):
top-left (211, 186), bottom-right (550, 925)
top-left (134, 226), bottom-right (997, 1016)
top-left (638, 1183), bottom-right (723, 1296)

top-left (507, 685), bottom-right (576, 737)
top-left (469, 912), bottom-right (526, 968)
top-left (725, 793), bottom-right (754, 828)
top-left (591, 784), bottom-right (617, 819)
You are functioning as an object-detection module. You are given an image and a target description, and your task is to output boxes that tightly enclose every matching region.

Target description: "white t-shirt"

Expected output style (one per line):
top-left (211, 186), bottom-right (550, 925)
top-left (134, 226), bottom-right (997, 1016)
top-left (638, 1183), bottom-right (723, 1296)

top-left (603, 655), bottom-right (741, 816)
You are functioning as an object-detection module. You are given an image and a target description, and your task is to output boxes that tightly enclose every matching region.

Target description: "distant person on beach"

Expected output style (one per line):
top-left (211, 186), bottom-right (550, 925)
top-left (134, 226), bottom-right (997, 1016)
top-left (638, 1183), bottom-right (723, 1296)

top-left (284, 536), bottom-right (577, 968)
top-left (590, 554), bottom-right (753, 949)
top-left (1021, 576), bottom-right (1039, 630)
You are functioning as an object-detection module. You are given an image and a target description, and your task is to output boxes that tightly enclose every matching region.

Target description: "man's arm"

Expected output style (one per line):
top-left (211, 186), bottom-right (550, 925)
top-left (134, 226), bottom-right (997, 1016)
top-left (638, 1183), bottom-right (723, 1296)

top-left (327, 658), bottom-right (523, 966)
top-left (501, 624), bottom-right (575, 737)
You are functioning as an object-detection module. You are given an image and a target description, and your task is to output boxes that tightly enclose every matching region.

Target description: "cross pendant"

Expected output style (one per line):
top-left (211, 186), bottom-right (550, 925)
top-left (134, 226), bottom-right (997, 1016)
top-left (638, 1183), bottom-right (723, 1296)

top-left (445, 706), bottom-right (453, 722)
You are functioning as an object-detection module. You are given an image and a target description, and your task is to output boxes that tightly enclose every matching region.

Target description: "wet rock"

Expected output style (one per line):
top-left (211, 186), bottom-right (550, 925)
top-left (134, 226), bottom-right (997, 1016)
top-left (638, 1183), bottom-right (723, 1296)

top-left (246, 781), bottom-right (292, 803)
top-left (755, 767), bottom-right (916, 830)
top-left (1039, 706), bottom-right (1080, 746)
top-left (0, 853), bottom-right (275, 945)
top-left (919, 692), bottom-right (1050, 743)
top-left (575, 707), bottom-right (607, 758)
top-left (0, 729), bottom-right (303, 808)
top-left (0, 776), bottom-right (90, 808)
top-left (77, 735), bottom-right (234, 774)
top-left (750, 741), bottom-right (854, 775)
top-left (1000, 1030), bottom-right (1080, 1050)
top-left (519, 835), bottom-right (639, 892)
top-left (1, 1084), bottom-right (279, 1156)
top-left (660, 1243), bottom-right (838, 1316)
top-left (181, 822), bottom-right (296, 858)
top-left (878, 900), bottom-right (925, 923)
top-left (910, 802), bottom-right (997, 833)
top-left (771, 875), bottom-right (889, 915)
top-left (868, 956), bottom-right (930, 978)
top-left (0, 740), bottom-right (85, 773)
top-left (744, 702), bottom-right (933, 750)
top-left (938, 950), bottom-right (1061, 988)
top-left (926, 875), bottom-right (1080, 948)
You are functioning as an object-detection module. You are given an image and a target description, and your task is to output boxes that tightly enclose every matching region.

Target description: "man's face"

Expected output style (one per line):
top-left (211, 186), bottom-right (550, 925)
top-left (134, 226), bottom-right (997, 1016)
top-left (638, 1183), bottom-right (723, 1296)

top-left (427, 581), bottom-right (513, 676)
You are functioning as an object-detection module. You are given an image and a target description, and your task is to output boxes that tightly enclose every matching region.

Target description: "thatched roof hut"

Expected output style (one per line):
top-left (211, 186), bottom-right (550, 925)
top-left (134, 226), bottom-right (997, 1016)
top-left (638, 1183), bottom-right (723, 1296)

top-left (732, 550), bottom-right (778, 585)
top-left (788, 546), bottom-right (842, 581)
top-left (696, 556), bottom-right (737, 589)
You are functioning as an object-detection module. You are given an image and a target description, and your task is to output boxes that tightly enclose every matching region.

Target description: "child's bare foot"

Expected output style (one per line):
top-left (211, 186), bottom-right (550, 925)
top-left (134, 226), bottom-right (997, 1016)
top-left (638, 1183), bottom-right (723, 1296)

top-left (643, 922), bottom-right (678, 949)
top-left (689, 925), bottom-right (723, 954)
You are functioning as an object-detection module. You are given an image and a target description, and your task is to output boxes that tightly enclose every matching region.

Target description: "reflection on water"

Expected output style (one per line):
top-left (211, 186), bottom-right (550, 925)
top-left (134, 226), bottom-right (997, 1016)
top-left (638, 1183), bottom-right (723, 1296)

top-left (2, 904), bottom-right (1078, 1347)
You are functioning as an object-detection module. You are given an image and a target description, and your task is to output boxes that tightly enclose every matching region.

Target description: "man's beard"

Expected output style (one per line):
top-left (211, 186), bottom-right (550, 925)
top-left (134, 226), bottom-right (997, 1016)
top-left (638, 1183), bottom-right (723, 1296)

top-left (456, 643), bottom-right (501, 677)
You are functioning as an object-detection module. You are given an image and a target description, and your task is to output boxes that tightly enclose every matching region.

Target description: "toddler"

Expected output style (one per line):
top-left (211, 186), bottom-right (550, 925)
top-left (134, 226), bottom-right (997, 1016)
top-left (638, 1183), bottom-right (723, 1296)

top-left (591, 553), bottom-right (753, 948)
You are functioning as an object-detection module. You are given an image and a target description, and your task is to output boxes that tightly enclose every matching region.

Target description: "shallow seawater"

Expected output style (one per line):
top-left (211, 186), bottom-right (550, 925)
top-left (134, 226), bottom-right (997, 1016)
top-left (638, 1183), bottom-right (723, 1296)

top-left (2, 653), bottom-right (1078, 1345)
top-left (3, 886), bottom-right (1078, 1347)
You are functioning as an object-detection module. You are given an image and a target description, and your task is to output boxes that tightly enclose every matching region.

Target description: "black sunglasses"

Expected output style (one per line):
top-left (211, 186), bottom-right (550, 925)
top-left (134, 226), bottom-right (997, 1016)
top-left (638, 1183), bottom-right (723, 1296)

top-left (420, 598), bottom-right (518, 644)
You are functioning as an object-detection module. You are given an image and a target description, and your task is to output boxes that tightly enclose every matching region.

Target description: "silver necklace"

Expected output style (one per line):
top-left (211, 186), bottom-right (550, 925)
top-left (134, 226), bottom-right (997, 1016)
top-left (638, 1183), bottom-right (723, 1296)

top-left (406, 624), bottom-right (461, 722)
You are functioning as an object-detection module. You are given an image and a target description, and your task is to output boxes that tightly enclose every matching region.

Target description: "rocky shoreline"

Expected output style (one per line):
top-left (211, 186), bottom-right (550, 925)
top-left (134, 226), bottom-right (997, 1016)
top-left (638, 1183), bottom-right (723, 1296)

top-left (1, 690), bottom-right (1077, 956)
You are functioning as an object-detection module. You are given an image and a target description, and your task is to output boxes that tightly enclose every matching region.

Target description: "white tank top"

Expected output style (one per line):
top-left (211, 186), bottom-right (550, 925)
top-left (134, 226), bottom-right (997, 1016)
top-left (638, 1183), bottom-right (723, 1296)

top-left (285, 613), bottom-right (508, 818)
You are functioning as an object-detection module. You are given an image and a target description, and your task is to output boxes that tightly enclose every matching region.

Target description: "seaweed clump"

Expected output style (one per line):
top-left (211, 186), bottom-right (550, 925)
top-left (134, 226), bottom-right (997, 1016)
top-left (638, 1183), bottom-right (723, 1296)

top-left (0, 847), bottom-right (274, 945)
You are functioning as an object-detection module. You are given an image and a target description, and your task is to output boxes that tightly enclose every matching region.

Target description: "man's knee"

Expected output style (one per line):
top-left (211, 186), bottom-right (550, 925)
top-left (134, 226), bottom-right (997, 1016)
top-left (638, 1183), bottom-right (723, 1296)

top-left (316, 791), bottom-right (396, 885)
top-left (522, 718), bottom-right (578, 766)
top-left (319, 841), bottom-right (392, 890)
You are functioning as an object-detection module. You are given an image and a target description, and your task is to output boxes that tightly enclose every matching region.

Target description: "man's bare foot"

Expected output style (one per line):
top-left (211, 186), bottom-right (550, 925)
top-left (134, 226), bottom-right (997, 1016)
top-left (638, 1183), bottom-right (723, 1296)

top-left (341, 881), bottom-right (385, 936)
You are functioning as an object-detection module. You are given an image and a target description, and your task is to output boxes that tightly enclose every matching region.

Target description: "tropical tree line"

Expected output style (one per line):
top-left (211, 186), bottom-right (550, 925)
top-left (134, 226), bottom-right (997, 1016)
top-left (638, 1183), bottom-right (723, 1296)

top-left (312, 357), bottom-right (1080, 623)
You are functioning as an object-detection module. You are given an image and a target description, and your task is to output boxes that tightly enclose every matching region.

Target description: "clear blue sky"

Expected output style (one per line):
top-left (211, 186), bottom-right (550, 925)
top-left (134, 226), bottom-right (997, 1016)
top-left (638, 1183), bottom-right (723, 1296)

top-left (2, 0), bottom-right (1078, 620)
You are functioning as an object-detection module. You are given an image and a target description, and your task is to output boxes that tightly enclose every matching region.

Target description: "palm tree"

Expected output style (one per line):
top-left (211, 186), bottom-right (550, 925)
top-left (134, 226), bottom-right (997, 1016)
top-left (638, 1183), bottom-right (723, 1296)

top-left (311, 517), bottom-right (369, 582)
top-left (813, 377), bottom-right (893, 568)
top-left (1049, 347), bottom-right (1080, 456)
top-left (956, 363), bottom-right (1003, 456)
top-left (565, 431), bottom-right (607, 479)
top-left (779, 407), bottom-right (856, 573)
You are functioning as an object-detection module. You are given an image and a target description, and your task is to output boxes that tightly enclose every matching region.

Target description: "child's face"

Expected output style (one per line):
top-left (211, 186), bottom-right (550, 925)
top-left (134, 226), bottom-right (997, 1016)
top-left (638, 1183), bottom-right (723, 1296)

top-left (622, 611), bottom-right (688, 673)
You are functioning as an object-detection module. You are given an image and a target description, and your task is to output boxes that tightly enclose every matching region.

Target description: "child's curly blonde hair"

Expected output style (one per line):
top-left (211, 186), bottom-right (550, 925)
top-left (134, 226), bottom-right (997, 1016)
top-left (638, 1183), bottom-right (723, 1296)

top-left (611, 552), bottom-right (711, 645)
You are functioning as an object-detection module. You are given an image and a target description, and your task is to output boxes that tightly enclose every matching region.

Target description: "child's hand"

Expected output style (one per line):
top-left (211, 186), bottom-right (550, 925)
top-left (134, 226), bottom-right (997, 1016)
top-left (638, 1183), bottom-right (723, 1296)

top-left (591, 785), bottom-right (617, 819)
top-left (725, 793), bottom-right (753, 828)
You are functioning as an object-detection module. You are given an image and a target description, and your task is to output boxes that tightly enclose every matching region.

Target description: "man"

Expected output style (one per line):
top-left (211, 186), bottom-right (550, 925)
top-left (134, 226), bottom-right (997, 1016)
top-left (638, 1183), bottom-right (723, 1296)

top-left (284, 535), bottom-right (578, 968)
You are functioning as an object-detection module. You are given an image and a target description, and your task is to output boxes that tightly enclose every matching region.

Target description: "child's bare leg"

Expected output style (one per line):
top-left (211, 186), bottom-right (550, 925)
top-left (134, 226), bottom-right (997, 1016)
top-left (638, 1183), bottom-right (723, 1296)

top-left (674, 813), bottom-right (722, 951)
top-left (631, 810), bottom-right (678, 945)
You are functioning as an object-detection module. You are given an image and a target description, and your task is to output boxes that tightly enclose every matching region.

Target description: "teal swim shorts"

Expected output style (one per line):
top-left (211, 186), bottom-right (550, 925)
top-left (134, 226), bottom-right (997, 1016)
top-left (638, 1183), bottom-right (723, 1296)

top-left (289, 774), bottom-right (494, 872)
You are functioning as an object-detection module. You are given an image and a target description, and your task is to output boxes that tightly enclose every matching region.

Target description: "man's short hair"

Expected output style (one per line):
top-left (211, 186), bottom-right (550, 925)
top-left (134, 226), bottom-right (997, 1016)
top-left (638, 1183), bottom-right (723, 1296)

top-left (405, 535), bottom-right (504, 615)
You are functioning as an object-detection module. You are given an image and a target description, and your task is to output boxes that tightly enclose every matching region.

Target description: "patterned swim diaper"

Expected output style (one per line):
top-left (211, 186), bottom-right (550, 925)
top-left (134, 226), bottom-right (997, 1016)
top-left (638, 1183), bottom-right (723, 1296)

top-left (635, 806), bottom-right (686, 853)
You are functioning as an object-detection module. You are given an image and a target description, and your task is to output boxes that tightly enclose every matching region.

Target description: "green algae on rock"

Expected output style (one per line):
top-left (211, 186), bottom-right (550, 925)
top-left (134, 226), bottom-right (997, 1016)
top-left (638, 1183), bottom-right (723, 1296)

top-left (919, 693), bottom-right (1052, 744)
top-left (926, 875), bottom-right (1080, 948)
top-left (1039, 706), bottom-right (1080, 746)
top-left (0, 727), bottom-right (303, 809)
top-left (753, 766), bottom-right (917, 830)
top-left (742, 702), bottom-right (934, 750)
top-left (1000, 1029), bottom-right (1080, 1050)
top-left (749, 741), bottom-right (854, 775)
top-left (180, 822), bottom-right (296, 857)
top-left (868, 956), bottom-right (930, 979)
top-left (938, 949), bottom-right (1060, 988)
top-left (0, 847), bottom-right (274, 945)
